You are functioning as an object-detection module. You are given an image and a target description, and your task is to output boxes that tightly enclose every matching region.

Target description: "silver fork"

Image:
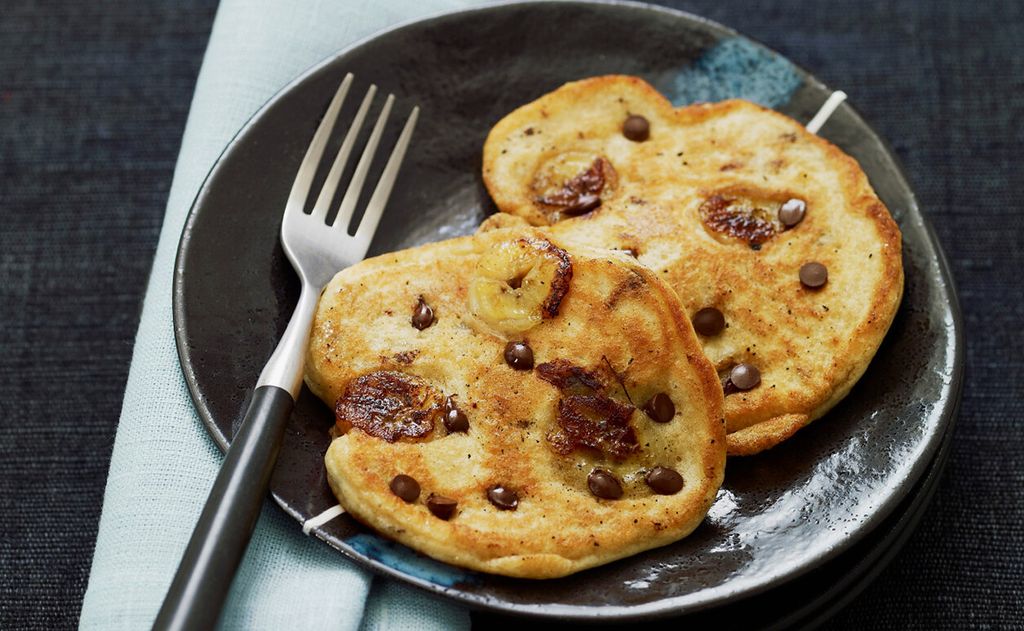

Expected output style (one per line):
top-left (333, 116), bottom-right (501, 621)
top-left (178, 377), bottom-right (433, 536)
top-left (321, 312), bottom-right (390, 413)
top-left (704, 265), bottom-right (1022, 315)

top-left (154, 73), bottom-right (418, 631)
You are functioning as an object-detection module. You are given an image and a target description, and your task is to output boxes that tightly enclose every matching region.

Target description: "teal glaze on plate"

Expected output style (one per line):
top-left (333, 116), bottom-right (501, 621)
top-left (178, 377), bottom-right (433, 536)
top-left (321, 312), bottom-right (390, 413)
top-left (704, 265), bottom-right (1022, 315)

top-left (671, 38), bottom-right (801, 107)
top-left (347, 534), bottom-right (479, 587)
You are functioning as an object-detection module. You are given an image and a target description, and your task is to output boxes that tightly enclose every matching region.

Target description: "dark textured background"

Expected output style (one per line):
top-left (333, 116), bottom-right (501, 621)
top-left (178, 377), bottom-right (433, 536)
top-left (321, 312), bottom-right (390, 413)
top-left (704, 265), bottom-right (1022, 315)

top-left (0, 1), bottom-right (1020, 629)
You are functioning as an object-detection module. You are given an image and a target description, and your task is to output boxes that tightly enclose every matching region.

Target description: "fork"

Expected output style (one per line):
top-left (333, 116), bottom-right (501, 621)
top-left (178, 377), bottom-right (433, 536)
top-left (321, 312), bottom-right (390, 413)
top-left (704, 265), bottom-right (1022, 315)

top-left (154, 73), bottom-right (418, 631)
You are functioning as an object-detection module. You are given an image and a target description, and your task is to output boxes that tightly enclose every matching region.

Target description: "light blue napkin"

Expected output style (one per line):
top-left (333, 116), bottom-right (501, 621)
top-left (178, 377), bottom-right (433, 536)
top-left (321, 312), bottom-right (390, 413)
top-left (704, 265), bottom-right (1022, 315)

top-left (80, 1), bottom-right (484, 628)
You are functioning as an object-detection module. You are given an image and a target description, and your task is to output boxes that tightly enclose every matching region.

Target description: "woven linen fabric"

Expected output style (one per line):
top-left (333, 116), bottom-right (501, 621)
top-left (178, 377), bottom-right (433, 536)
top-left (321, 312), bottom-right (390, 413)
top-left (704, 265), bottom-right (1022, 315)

top-left (76, 0), bottom-right (479, 629)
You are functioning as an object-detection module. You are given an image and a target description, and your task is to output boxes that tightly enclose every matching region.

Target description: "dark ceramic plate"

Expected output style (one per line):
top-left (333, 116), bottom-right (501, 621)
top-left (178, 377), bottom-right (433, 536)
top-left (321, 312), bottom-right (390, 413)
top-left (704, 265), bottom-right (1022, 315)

top-left (172, 0), bottom-right (963, 621)
top-left (474, 410), bottom-right (955, 629)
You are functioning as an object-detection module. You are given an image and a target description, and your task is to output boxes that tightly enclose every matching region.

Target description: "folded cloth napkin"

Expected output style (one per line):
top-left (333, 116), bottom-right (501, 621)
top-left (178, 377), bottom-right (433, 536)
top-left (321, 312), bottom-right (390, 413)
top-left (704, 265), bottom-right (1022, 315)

top-left (80, 1), bottom-right (484, 628)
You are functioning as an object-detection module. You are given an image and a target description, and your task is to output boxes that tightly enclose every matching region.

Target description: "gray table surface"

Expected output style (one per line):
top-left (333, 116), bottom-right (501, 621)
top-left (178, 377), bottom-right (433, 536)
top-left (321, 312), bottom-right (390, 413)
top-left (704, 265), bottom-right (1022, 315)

top-left (1, 1), bottom-right (1020, 628)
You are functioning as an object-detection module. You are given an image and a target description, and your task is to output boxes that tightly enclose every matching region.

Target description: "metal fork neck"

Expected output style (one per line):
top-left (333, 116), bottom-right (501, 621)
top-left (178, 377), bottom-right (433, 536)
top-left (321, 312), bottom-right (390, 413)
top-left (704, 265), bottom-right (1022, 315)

top-left (255, 282), bottom-right (320, 399)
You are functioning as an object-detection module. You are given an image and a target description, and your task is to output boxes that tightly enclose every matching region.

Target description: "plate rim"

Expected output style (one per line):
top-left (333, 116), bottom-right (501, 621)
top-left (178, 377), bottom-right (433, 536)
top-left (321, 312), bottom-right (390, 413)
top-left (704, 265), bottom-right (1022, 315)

top-left (172, 0), bottom-right (965, 620)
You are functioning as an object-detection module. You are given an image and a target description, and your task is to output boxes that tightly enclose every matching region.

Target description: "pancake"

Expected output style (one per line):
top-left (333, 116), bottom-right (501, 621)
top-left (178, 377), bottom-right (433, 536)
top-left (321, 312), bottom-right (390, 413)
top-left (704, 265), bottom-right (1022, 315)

top-left (305, 227), bottom-right (725, 578)
top-left (481, 75), bottom-right (903, 455)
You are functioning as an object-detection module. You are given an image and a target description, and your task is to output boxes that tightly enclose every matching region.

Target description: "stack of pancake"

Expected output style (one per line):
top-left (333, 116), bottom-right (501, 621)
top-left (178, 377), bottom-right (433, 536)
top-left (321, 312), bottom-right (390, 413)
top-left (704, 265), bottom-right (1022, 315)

top-left (304, 76), bottom-right (903, 578)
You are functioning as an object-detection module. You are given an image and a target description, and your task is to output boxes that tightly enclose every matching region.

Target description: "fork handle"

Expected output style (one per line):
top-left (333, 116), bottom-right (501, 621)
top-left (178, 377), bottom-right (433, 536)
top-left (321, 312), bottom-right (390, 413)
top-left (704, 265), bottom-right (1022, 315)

top-left (155, 284), bottom-right (319, 630)
top-left (153, 385), bottom-right (294, 631)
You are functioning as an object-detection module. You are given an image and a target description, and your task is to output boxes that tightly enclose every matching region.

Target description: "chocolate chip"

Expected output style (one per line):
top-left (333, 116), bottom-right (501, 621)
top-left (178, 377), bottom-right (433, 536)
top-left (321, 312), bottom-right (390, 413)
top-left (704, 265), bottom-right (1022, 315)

top-left (642, 392), bottom-right (675, 423)
top-left (389, 474), bottom-right (420, 503)
top-left (561, 193), bottom-right (602, 216)
top-left (443, 397), bottom-right (469, 433)
top-left (426, 494), bottom-right (458, 520)
top-left (779, 198), bottom-right (807, 227)
top-left (411, 297), bottom-right (435, 330)
top-left (799, 262), bottom-right (828, 288)
top-left (587, 469), bottom-right (623, 500)
top-left (729, 363), bottom-right (761, 391)
top-left (622, 115), bottom-right (650, 142)
top-left (504, 341), bottom-right (534, 370)
top-left (692, 307), bottom-right (725, 336)
top-left (486, 485), bottom-right (519, 510)
top-left (645, 466), bottom-right (684, 495)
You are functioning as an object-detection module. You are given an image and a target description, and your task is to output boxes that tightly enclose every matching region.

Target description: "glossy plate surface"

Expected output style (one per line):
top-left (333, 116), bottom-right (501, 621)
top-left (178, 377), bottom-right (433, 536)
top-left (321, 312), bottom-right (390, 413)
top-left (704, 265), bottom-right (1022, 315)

top-left (173, 1), bottom-right (963, 620)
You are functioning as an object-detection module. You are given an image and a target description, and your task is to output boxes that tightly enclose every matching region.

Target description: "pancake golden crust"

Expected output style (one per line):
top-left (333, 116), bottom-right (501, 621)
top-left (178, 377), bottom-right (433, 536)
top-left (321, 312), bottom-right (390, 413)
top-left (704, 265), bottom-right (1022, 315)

top-left (306, 227), bottom-right (725, 578)
top-left (482, 75), bottom-right (903, 455)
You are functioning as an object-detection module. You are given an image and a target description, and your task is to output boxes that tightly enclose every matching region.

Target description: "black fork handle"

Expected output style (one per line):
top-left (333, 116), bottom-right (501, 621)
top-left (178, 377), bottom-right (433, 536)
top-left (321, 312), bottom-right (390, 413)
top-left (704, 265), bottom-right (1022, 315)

top-left (153, 385), bottom-right (294, 631)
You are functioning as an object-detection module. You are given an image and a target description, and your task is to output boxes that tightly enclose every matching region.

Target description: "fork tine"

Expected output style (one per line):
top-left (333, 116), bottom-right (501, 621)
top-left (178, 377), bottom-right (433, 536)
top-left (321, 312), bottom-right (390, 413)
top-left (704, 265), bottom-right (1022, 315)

top-left (333, 93), bottom-right (395, 232)
top-left (310, 85), bottom-right (377, 223)
top-left (284, 73), bottom-right (353, 217)
top-left (353, 106), bottom-right (419, 247)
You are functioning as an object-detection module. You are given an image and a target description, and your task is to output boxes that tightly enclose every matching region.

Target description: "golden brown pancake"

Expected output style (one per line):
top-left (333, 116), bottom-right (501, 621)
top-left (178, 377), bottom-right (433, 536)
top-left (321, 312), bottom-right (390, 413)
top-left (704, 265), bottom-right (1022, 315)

top-left (305, 227), bottom-right (725, 578)
top-left (481, 75), bottom-right (903, 455)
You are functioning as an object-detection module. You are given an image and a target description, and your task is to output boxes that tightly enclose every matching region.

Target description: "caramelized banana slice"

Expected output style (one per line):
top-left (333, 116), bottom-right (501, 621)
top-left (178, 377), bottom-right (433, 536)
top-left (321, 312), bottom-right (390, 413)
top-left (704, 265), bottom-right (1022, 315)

top-left (468, 237), bottom-right (573, 334)
top-left (335, 371), bottom-right (443, 442)
top-left (533, 154), bottom-right (618, 222)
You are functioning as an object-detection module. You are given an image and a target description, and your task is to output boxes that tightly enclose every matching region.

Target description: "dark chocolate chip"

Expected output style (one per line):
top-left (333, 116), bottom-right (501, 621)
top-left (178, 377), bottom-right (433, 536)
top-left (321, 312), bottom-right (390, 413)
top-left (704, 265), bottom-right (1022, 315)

top-left (645, 466), bottom-right (685, 495)
top-left (692, 307), bottom-right (725, 336)
top-left (643, 392), bottom-right (675, 423)
top-left (389, 474), bottom-right (420, 503)
top-left (587, 469), bottom-right (623, 500)
top-left (561, 193), bottom-right (602, 216)
top-left (799, 262), bottom-right (828, 288)
top-left (504, 341), bottom-right (534, 370)
top-left (729, 363), bottom-right (761, 391)
top-left (411, 297), bottom-right (435, 330)
top-left (779, 198), bottom-right (807, 227)
top-left (622, 115), bottom-right (650, 142)
top-left (444, 409), bottom-right (468, 434)
top-left (426, 494), bottom-right (458, 520)
top-left (486, 485), bottom-right (519, 510)
top-left (443, 397), bottom-right (469, 433)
